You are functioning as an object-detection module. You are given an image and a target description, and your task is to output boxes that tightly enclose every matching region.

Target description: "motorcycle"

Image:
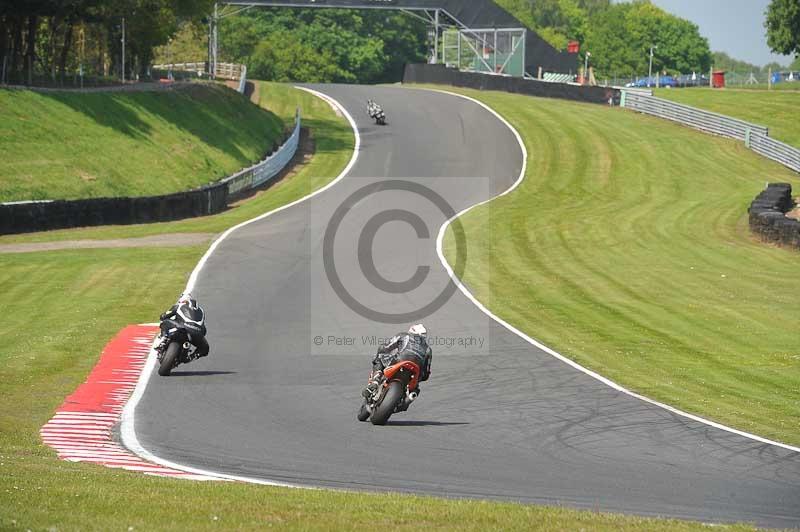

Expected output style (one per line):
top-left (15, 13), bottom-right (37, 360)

top-left (366, 99), bottom-right (387, 126)
top-left (358, 354), bottom-right (421, 425)
top-left (156, 309), bottom-right (206, 376)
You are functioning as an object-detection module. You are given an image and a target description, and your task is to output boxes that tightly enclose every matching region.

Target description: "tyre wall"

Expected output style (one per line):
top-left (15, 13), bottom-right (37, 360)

top-left (748, 183), bottom-right (800, 249)
top-left (0, 184), bottom-right (229, 235)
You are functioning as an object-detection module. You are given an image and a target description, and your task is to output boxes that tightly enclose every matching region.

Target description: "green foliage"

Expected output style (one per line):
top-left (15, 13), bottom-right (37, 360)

top-left (219, 8), bottom-right (427, 84)
top-left (153, 21), bottom-right (207, 64)
top-left (585, 1), bottom-right (711, 76)
top-left (0, 0), bottom-right (216, 83)
top-left (712, 51), bottom-right (764, 74)
top-left (765, 0), bottom-right (800, 57)
top-left (495, 0), bottom-right (710, 76)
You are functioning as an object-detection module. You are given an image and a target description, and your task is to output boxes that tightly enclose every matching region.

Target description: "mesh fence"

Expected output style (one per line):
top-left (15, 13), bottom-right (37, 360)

top-left (442, 28), bottom-right (526, 77)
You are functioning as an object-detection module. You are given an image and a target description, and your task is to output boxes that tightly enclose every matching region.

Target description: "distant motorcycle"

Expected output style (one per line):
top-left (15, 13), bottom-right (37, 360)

top-left (156, 310), bottom-right (206, 376)
top-left (366, 99), bottom-right (387, 125)
top-left (358, 354), bottom-right (421, 425)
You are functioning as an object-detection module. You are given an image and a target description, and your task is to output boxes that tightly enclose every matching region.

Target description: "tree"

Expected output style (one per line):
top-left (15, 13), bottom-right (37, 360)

top-left (218, 8), bottom-right (427, 84)
top-left (765, 0), bottom-right (800, 58)
top-left (584, 1), bottom-right (711, 77)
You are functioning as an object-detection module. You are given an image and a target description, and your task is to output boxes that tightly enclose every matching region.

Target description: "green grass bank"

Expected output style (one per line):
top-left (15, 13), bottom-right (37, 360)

top-left (0, 83), bottom-right (283, 202)
top-left (655, 87), bottom-right (800, 148)
top-left (441, 86), bottom-right (800, 447)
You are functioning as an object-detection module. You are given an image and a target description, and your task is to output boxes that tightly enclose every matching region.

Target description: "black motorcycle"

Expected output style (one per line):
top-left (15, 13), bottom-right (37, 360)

top-left (156, 307), bottom-right (206, 376)
top-left (366, 99), bottom-right (386, 125)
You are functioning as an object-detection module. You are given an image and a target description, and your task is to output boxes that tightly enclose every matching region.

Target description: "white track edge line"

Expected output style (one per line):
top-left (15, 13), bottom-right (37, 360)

top-left (119, 86), bottom-right (362, 484)
top-left (426, 87), bottom-right (800, 455)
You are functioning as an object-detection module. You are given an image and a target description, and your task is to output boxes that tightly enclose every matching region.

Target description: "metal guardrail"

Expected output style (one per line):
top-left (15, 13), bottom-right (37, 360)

top-left (215, 63), bottom-right (243, 81)
top-left (220, 108), bottom-right (301, 195)
top-left (621, 91), bottom-right (769, 141)
top-left (749, 134), bottom-right (800, 173)
top-left (621, 91), bottom-right (799, 174)
top-left (151, 61), bottom-right (247, 94)
top-left (237, 65), bottom-right (247, 95)
top-left (151, 62), bottom-right (244, 82)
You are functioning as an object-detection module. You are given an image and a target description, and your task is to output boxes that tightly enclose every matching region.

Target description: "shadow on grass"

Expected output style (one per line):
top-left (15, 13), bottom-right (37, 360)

top-left (36, 85), bottom-right (286, 165)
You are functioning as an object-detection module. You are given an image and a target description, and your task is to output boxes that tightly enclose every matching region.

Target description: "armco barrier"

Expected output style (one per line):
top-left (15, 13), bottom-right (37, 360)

top-left (0, 109), bottom-right (301, 235)
top-left (621, 90), bottom-right (768, 142)
top-left (222, 109), bottom-right (301, 196)
top-left (748, 183), bottom-right (800, 249)
top-left (621, 90), bottom-right (800, 175)
top-left (749, 133), bottom-right (800, 173)
top-left (237, 65), bottom-right (248, 95)
top-left (403, 64), bottom-right (619, 106)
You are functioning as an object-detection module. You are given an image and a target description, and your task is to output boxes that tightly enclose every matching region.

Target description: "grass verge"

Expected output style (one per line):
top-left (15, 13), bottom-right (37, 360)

top-left (0, 83), bottom-right (283, 202)
top-left (439, 86), bottom-right (800, 447)
top-left (0, 82), bottom-right (775, 531)
top-left (654, 87), bottom-right (800, 148)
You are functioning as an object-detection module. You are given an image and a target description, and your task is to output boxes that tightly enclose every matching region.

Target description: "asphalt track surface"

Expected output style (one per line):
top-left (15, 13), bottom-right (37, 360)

top-left (133, 85), bottom-right (800, 528)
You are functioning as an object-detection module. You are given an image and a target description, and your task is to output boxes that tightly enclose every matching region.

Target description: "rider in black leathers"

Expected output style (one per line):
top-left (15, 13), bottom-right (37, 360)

top-left (363, 324), bottom-right (432, 398)
top-left (156, 292), bottom-right (210, 358)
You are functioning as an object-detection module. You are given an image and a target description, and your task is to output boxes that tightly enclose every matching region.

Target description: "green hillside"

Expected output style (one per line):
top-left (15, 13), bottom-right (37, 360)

top-left (0, 84), bottom-right (283, 202)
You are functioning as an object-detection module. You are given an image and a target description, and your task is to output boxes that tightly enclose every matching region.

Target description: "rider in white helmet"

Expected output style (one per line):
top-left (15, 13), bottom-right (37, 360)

top-left (363, 324), bottom-right (433, 398)
top-left (156, 292), bottom-right (210, 358)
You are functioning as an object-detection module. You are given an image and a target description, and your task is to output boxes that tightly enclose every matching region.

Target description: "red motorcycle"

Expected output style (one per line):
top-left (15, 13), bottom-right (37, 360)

top-left (358, 358), bottom-right (421, 425)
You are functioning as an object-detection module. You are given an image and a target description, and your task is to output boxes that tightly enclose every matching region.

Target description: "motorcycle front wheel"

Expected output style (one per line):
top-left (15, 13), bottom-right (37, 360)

top-left (158, 341), bottom-right (180, 376)
top-left (370, 381), bottom-right (404, 425)
top-left (357, 401), bottom-right (370, 422)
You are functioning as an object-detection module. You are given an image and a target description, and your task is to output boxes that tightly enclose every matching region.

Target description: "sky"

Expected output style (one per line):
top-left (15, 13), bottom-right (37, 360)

top-left (624, 0), bottom-right (792, 67)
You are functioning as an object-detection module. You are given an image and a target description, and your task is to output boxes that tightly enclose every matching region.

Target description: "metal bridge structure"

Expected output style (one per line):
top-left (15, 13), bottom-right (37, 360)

top-left (209, 0), bottom-right (577, 79)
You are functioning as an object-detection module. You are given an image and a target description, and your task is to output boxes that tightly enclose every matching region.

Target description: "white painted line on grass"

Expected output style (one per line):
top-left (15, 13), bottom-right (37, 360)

top-left (427, 87), bottom-right (800, 455)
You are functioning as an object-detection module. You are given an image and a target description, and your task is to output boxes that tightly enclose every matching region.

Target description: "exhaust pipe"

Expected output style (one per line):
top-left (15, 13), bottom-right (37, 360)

top-left (407, 391), bottom-right (418, 402)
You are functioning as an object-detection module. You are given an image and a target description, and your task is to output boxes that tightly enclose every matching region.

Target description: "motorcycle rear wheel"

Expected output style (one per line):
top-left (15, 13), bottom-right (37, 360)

top-left (370, 381), bottom-right (404, 425)
top-left (158, 342), bottom-right (180, 376)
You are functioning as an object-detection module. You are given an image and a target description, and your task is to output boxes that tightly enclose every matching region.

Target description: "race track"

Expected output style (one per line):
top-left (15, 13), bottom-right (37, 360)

top-left (132, 85), bottom-right (800, 528)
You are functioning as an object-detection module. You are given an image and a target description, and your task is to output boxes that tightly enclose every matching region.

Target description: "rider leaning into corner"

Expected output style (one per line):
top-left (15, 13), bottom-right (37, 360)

top-left (363, 324), bottom-right (432, 398)
top-left (156, 292), bottom-right (210, 357)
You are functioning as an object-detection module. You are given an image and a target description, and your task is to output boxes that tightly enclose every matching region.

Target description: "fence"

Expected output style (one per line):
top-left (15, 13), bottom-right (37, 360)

top-left (221, 108), bottom-right (301, 196)
top-left (404, 64), bottom-right (620, 106)
top-left (151, 62), bottom-right (246, 88)
top-left (0, 108), bottom-right (301, 235)
top-left (620, 90), bottom-right (799, 174)
top-left (749, 134), bottom-right (800, 173)
top-left (237, 65), bottom-right (248, 95)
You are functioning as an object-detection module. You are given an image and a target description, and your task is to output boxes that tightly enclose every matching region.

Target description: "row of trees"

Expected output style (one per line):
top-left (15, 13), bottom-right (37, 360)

top-left (497, 0), bottom-right (712, 77)
top-left (498, 0), bottom-right (799, 78)
top-left (0, 0), bottom-right (212, 85)
top-left (3, 0), bottom-right (797, 86)
top-left (216, 9), bottom-right (428, 84)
